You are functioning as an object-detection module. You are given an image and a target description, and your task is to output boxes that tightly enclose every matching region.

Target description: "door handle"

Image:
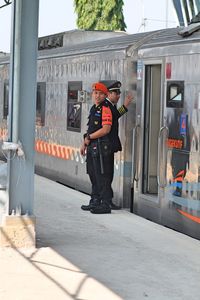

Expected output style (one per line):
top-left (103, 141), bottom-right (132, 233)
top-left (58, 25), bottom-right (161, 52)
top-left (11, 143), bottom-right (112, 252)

top-left (157, 125), bottom-right (169, 188)
top-left (132, 122), bottom-right (141, 183)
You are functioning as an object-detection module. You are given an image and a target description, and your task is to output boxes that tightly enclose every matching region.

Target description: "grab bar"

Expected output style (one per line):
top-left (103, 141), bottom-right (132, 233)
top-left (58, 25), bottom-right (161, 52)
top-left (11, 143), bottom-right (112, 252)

top-left (132, 116), bottom-right (141, 183)
top-left (157, 125), bottom-right (169, 188)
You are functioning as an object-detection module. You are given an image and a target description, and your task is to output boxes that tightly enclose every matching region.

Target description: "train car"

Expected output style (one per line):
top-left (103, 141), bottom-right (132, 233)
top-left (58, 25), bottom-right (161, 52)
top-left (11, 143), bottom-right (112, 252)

top-left (1, 24), bottom-right (200, 240)
top-left (133, 23), bottom-right (200, 239)
top-left (0, 29), bottom-right (155, 207)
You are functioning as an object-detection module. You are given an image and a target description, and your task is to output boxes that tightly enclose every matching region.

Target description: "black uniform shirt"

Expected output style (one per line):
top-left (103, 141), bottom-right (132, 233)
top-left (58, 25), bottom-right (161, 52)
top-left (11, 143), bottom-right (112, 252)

top-left (87, 101), bottom-right (113, 135)
top-left (105, 99), bottom-right (128, 152)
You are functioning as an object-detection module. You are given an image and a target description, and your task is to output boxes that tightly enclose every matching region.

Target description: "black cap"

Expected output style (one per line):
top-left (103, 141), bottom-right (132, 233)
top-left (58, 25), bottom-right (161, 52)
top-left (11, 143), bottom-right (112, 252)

top-left (108, 81), bottom-right (121, 91)
top-left (100, 80), bottom-right (121, 92)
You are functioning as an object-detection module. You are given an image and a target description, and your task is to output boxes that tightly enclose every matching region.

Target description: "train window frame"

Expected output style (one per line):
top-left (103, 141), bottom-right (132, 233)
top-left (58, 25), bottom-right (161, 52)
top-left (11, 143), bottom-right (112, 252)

top-left (36, 82), bottom-right (46, 127)
top-left (3, 80), bottom-right (9, 119)
top-left (3, 81), bottom-right (46, 126)
top-left (166, 81), bottom-right (184, 108)
top-left (67, 81), bottom-right (82, 132)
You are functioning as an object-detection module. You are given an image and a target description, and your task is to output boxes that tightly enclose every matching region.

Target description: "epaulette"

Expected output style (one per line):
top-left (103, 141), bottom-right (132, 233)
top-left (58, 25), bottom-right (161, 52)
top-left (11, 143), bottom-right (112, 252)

top-left (118, 105), bottom-right (128, 116)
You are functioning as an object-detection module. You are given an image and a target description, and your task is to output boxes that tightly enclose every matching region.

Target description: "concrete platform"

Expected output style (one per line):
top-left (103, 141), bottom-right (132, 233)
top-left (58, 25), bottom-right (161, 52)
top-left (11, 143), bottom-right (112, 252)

top-left (0, 175), bottom-right (200, 300)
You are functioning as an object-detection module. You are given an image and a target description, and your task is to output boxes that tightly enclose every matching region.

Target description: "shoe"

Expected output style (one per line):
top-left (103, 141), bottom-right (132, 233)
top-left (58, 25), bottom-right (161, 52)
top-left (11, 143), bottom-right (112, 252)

top-left (81, 203), bottom-right (93, 211)
top-left (110, 202), bottom-right (121, 210)
top-left (90, 204), bottom-right (111, 214)
top-left (81, 199), bottom-right (100, 211)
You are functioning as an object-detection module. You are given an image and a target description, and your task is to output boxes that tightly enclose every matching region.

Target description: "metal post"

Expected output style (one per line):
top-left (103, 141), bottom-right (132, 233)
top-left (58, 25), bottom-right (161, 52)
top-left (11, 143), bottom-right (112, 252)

top-left (172, 0), bottom-right (185, 26)
top-left (165, 0), bottom-right (169, 28)
top-left (6, 0), bottom-right (39, 217)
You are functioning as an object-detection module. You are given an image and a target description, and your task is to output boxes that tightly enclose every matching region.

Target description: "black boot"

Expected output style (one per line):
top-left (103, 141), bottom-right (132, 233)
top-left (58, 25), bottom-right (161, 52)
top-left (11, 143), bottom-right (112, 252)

top-left (81, 199), bottom-right (100, 211)
top-left (90, 203), bottom-right (111, 214)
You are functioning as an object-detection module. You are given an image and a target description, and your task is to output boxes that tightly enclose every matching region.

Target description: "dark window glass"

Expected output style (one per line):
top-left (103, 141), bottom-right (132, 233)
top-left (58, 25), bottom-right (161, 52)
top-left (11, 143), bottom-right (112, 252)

top-left (67, 81), bottom-right (82, 132)
top-left (166, 81), bottom-right (184, 108)
top-left (3, 81), bottom-right (9, 119)
top-left (36, 82), bottom-right (46, 126)
top-left (3, 81), bottom-right (46, 126)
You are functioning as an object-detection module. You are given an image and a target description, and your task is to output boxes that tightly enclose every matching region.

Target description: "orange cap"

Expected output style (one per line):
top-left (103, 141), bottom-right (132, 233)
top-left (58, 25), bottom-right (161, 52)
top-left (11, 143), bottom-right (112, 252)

top-left (92, 82), bottom-right (108, 95)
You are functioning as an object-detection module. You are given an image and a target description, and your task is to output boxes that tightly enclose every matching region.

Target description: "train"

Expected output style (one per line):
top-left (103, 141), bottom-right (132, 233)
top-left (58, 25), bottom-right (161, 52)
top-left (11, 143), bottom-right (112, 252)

top-left (0, 22), bottom-right (200, 240)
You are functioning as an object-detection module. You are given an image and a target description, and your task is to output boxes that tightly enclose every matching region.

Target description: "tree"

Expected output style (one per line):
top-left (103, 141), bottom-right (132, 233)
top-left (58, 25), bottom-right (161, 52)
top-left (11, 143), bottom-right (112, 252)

top-left (74, 0), bottom-right (127, 31)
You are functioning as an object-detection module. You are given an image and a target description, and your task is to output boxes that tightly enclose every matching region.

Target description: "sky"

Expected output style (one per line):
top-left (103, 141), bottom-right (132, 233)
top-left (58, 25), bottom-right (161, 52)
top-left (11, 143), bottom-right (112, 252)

top-left (0, 0), bottom-right (178, 53)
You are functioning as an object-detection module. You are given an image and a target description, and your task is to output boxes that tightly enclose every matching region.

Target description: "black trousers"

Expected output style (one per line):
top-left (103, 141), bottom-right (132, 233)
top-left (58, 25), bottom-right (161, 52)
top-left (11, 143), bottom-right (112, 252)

top-left (86, 151), bottom-right (114, 206)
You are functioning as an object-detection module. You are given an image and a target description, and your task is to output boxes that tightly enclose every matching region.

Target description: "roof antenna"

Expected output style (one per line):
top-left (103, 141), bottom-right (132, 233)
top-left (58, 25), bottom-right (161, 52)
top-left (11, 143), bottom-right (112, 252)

top-left (165, 0), bottom-right (169, 28)
top-left (137, 0), bottom-right (146, 32)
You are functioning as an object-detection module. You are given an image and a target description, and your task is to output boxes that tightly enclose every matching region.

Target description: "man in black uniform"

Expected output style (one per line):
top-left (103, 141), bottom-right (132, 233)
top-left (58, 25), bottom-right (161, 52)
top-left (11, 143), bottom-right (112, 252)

top-left (80, 82), bottom-right (114, 214)
top-left (81, 81), bottom-right (133, 213)
top-left (103, 81), bottom-right (133, 209)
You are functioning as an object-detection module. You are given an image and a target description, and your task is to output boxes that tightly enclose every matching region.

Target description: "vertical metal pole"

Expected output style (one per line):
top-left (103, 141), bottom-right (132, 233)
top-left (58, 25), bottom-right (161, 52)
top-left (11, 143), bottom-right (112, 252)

top-left (172, 0), bottom-right (186, 26)
top-left (195, 0), bottom-right (200, 11)
top-left (9, 0), bottom-right (21, 143)
top-left (193, 0), bottom-right (197, 15)
top-left (165, 0), bottom-right (169, 28)
top-left (7, 0), bottom-right (39, 216)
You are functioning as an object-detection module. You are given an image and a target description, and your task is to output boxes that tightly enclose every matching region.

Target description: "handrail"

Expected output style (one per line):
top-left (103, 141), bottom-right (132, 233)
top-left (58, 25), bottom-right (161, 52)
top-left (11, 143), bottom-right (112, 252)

top-left (131, 117), bottom-right (141, 183)
top-left (157, 125), bottom-right (169, 188)
top-left (130, 122), bottom-right (140, 213)
top-left (134, 124), bottom-right (141, 182)
top-left (131, 127), bottom-right (136, 184)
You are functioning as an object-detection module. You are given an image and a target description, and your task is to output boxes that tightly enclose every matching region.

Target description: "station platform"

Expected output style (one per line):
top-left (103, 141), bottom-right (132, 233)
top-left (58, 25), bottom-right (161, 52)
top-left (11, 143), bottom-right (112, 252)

top-left (0, 175), bottom-right (200, 300)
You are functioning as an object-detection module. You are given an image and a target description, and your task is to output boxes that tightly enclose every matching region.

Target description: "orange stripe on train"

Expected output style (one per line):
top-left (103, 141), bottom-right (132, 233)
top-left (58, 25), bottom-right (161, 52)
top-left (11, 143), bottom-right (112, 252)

top-left (177, 209), bottom-right (200, 224)
top-left (35, 139), bottom-right (79, 160)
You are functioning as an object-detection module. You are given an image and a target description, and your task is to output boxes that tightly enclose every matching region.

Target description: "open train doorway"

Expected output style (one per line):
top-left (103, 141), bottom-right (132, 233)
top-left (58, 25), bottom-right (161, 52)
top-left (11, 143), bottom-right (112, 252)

top-left (134, 63), bottom-right (162, 220)
top-left (143, 64), bottom-right (161, 196)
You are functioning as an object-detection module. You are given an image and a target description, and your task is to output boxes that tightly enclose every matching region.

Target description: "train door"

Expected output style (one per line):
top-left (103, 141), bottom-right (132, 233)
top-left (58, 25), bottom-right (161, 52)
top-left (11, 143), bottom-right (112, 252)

top-left (133, 61), bottom-right (200, 240)
top-left (133, 63), bottom-right (164, 221)
top-left (143, 65), bottom-right (161, 197)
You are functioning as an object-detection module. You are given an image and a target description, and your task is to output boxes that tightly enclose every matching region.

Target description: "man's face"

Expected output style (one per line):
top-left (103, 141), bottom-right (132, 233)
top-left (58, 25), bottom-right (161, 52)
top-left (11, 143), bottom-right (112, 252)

top-left (108, 90), bottom-right (121, 104)
top-left (92, 90), bottom-right (106, 105)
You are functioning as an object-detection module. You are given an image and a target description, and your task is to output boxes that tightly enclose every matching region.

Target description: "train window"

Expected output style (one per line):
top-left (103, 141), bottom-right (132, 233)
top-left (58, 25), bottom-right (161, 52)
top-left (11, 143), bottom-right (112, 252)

top-left (36, 82), bottom-right (46, 126)
top-left (67, 81), bottom-right (82, 132)
top-left (166, 81), bottom-right (184, 108)
top-left (3, 81), bottom-right (9, 119)
top-left (3, 81), bottom-right (46, 125)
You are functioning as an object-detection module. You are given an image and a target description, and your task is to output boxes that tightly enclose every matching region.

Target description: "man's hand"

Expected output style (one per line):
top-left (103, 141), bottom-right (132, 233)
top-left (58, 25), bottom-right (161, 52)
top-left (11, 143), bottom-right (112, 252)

top-left (84, 137), bottom-right (90, 146)
top-left (80, 142), bottom-right (87, 156)
top-left (124, 93), bottom-right (134, 108)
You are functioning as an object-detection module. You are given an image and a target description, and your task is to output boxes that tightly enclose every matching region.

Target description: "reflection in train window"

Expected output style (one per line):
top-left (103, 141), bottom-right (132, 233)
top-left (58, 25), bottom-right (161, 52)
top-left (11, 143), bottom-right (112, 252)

top-left (67, 81), bottom-right (82, 132)
top-left (3, 81), bottom-right (9, 119)
top-left (3, 81), bottom-right (46, 126)
top-left (36, 82), bottom-right (46, 126)
top-left (166, 81), bottom-right (184, 108)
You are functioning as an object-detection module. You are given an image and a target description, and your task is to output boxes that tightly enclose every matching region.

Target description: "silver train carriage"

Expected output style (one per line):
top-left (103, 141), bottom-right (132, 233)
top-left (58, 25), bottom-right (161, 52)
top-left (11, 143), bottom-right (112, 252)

top-left (0, 29), bottom-right (147, 206)
top-left (134, 23), bottom-right (200, 240)
top-left (0, 25), bottom-right (200, 240)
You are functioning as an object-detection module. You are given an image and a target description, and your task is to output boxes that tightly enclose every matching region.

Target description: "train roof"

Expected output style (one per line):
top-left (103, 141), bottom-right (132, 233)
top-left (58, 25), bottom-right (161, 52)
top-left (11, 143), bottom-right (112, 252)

top-left (1, 24), bottom-right (200, 64)
top-left (37, 30), bottom-right (156, 59)
top-left (38, 29), bottom-right (128, 50)
top-left (37, 23), bottom-right (200, 59)
top-left (0, 29), bottom-right (154, 63)
top-left (140, 23), bottom-right (200, 49)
